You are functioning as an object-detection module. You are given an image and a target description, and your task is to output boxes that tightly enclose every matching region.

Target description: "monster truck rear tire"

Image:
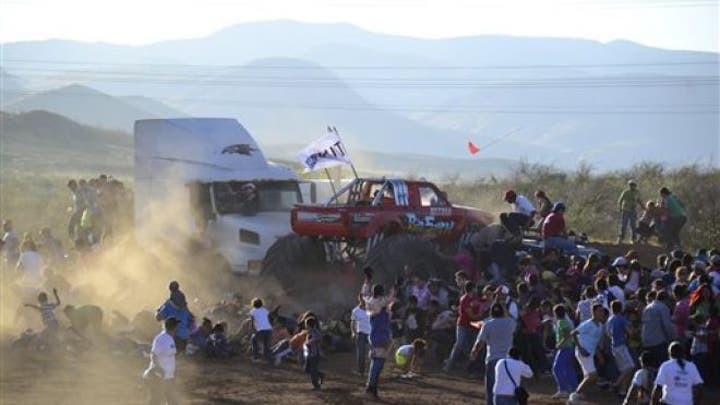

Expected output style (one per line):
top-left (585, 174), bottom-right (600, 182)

top-left (261, 234), bottom-right (326, 287)
top-left (363, 234), bottom-right (453, 286)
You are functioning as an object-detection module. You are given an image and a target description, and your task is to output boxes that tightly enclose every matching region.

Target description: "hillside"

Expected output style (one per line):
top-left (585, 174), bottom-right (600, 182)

top-left (0, 110), bottom-right (132, 173)
top-left (4, 84), bottom-right (187, 131)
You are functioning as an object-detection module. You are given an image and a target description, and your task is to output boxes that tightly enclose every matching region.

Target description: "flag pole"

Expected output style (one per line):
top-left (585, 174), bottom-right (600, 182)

top-left (324, 168), bottom-right (338, 195)
top-left (330, 126), bottom-right (360, 179)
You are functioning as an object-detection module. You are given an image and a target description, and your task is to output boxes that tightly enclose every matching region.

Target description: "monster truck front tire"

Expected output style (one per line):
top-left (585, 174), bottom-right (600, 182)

top-left (261, 234), bottom-right (326, 286)
top-left (363, 233), bottom-right (453, 286)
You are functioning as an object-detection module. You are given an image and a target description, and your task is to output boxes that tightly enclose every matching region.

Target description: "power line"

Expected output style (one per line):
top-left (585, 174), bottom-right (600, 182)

top-left (6, 65), bottom-right (719, 82)
top-left (2, 74), bottom-right (718, 89)
top-left (3, 58), bottom-right (717, 70)
top-left (3, 90), bottom-right (718, 115)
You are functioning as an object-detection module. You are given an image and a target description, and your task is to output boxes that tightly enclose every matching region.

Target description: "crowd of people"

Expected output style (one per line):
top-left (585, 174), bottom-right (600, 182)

top-left (1, 177), bottom-right (715, 405)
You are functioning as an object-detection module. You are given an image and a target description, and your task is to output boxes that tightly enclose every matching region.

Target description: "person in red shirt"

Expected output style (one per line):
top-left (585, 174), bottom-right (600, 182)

top-left (519, 296), bottom-right (547, 374)
top-left (541, 202), bottom-right (578, 254)
top-left (443, 281), bottom-right (481, 372)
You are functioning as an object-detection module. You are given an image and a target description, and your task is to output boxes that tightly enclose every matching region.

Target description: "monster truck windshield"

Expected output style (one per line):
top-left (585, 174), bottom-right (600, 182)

top-left (213, 181), bottom-right (301, 215)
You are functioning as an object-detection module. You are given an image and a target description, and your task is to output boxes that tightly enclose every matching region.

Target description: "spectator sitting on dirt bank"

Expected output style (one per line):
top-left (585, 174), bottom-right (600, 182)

top-left (188, 317), bottom-right (212, 352)
top-left (535, 190), bottom-right (553, 223)
top-left (500, 190), bottom-right (536, 239)
top-left (541, 202), bottom-right (578, 254)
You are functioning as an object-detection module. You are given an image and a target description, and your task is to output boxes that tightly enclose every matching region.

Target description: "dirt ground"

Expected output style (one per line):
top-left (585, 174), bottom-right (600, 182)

top-left (4, 347), bottom-right (717, 405)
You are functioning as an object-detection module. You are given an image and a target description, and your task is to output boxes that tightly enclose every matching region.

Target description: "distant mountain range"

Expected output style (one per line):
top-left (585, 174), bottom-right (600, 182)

top-left (1, 20), bottom-right (718, 169)
top-left (4, 84), bottom-right (187, 131)
top-left (0, 110), bottom-right (512, 179)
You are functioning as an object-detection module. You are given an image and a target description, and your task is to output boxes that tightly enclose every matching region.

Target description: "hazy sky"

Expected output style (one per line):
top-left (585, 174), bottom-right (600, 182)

top-left (1, 0), bottom-right (718, 52)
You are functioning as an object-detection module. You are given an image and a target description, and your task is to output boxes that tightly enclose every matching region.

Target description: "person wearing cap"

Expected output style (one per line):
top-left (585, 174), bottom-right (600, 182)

top-left (541, 202), bottom-right (578, 254)
top-left (617, 180), bottom-right (643, 245)
top-left (495, 285), bottom-right (519, 320)
top-left (500, 190), bottom-right (536, 239)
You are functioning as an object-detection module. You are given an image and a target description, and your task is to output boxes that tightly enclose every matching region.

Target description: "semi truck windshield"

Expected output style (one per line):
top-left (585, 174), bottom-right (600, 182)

top-left (213, 181), bottom-right (301, 215)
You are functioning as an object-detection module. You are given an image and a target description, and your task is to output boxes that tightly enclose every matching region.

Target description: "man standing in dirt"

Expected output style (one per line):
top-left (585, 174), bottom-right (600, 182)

top-left (471, 302), bottom-right (517, 405)
top-left (145, 317), bottom-right (180, 405)
top-left (66, 180), bottom-right (85, 241)
top-left (617, 180), bottom-right (643, 244)
top-left (443, 281), bottom-right (481, 372)
top-left (351, 294), bottom-right (371, 375)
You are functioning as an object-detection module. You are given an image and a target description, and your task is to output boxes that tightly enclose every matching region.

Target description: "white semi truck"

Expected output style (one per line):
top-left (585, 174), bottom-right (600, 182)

top-left (134, 118), bottom-right (304, 274)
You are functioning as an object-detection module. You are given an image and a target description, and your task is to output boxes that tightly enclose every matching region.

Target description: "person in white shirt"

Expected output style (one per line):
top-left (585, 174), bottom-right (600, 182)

top-left (650, 342), bottom-right (703, 405)
top-left (351, 294), bottom-right (371, 374)
top-left (493, 347), bottom-right (533, 405)
top-left (500, 190), bottom-right (536, 239)
top-left (2, 220), bottom-right (20, 268)
top-left (249, 298), bottom-right (273, 363)
top-left (145, 317), bottom-right (180, 405)
top-left (16, 239), bottom-right (45, 288)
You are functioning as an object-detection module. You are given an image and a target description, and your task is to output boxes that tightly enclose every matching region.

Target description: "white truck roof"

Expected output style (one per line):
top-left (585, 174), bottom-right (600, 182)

top-left (134, 118), bottom-right (296, 182)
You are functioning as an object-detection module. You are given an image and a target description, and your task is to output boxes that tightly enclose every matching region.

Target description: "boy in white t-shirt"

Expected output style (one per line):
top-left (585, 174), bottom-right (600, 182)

top-left (249, 298), bottom-right (273, 363)
top-left (145, 317), bottom-right (180, 405)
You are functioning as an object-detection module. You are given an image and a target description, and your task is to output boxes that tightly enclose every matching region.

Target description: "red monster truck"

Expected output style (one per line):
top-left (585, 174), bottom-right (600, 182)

top-left (262, 178), bottom-right (494, 285)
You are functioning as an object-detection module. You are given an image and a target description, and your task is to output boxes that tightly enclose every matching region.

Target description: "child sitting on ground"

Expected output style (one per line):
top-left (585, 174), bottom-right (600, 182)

top-left (622, 351), bottom-right (655, 405)
top-left (395, 338), bottom-right (427, 378)
top-left (636, 201), bottom-right (658, 243)
top-left (207, 322), bottom-right (234, 358)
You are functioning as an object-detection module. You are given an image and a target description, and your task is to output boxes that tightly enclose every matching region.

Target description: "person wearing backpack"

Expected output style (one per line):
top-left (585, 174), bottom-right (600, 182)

top-left (493, 347), bottom-right (533, 405)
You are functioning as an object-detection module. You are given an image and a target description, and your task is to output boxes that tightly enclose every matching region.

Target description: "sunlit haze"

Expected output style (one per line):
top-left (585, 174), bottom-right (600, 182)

top-left (1, 0), bottom-right (718, 52)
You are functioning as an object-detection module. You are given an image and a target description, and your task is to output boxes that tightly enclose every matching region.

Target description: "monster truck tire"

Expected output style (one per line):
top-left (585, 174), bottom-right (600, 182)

top-left (363, 234), bottom-right (453, 286)
top-left (262, 234), bottom-right (326, 286)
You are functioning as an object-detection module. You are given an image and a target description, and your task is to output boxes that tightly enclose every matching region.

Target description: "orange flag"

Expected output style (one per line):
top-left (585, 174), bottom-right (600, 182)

top-left (468, 141), bottom-right (480, 155)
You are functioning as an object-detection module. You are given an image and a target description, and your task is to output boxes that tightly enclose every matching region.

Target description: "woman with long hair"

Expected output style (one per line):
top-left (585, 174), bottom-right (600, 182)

top-left (650, 341), bottom-right (703, 405)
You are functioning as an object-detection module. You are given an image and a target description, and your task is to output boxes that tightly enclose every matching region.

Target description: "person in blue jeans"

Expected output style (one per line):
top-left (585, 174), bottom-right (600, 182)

top-left (471, 302), bottom-right (517, 405)
top-left (443, 281), bottom-right (480, 372)
top-left (552, 304), bottom-right (578, 399)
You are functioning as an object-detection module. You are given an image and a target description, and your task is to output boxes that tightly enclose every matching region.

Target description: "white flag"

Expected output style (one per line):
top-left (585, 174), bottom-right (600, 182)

top-left (297, 132), bottom-right (352, 171)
